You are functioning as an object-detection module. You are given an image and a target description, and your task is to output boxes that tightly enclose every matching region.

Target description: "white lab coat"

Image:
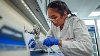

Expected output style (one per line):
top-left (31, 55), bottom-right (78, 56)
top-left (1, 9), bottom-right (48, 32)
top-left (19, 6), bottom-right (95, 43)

top-left (46, 16), bottom-right (94, 56)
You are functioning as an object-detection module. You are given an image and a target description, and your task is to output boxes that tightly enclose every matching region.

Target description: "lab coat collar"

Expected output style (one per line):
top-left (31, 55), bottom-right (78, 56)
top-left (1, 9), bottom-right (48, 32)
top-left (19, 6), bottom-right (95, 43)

top-left (63, 16), bottom-right (76, 30)
top-left (62, 17), bottom-right (70, 31)
top-left (56, 17), bottom-right (70, 39)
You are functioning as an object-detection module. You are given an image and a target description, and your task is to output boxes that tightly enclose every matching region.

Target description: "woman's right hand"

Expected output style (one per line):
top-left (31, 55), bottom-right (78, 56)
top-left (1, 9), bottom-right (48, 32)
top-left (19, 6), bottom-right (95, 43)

top-left (28, 38), bottom-right (36, 48)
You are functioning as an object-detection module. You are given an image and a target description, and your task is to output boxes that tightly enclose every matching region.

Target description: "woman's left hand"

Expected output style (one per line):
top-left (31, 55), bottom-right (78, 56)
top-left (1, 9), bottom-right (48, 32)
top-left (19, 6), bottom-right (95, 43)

top-left (43, 37), bottom-right (59, 47)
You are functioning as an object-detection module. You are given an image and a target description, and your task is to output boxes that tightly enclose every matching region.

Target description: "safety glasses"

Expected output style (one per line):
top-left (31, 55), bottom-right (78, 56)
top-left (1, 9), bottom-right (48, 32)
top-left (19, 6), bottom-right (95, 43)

top-left (48, 16), bottom-right (60, 23)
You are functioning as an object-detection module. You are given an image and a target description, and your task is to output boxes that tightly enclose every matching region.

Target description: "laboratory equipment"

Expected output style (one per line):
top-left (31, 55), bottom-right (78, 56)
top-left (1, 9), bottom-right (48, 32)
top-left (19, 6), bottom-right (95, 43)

top-left (48, 47), bottom-right (50, 56)
top-left (49, 47), bottom-right (62, 56)
top-left (24, 24), bottom-right (41, 48)
top-left (97, 38), bottom-right (100, 56)
top-left (88, 26), bottom-right (99, 56)
top-left (0, 19), bottom-right (29, 56)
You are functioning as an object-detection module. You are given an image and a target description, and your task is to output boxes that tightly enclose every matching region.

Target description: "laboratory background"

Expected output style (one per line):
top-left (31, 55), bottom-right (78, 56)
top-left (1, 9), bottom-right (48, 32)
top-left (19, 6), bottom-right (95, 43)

top-left (0, 0), bottom-right (100, 56)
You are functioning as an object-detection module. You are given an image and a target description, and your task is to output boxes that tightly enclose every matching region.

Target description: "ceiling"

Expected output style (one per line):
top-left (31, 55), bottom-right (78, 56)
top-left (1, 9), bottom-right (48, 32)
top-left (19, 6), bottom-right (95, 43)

top-left (5, 0), bottom-right (100, 35)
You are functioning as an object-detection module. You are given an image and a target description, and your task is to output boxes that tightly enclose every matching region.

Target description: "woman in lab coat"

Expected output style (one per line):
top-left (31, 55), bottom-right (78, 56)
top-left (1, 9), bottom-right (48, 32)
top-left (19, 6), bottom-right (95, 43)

top-left (29, 1), bottom-right (93, 56)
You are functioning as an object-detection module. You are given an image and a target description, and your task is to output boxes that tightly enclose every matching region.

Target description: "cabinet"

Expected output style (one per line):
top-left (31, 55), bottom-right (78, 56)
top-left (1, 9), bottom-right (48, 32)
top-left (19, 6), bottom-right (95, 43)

top-left (88, 29), bottom-right (98, 56)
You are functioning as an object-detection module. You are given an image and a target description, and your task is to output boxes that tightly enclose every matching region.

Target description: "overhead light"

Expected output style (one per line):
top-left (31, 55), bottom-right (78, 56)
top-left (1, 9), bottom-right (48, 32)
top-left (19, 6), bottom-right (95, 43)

top-left (89, 11), bottom-right (100, 17)
top-left (20, 0), bottom-right (47, 33)
top-left (24, 4), bottom-right (27, 6)
top-left (21, 0), bottom-right (24, 3)
top-left (29, 10), bottom-right (31, 12)
top-left (26, 7), bottom-right (29, 10)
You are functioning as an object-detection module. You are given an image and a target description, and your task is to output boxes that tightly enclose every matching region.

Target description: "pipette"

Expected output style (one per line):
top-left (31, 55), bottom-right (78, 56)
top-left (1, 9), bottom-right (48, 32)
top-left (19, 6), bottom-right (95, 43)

top-left (48, 47), bottom-right (50, 56)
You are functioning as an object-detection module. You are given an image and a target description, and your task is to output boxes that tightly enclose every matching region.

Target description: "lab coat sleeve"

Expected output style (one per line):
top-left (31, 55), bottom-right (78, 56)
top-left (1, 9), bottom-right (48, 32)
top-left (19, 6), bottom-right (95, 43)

top-left (46, 26), bottom-right (54, 38)
top-left (62, 18), bottom-right (93, 56)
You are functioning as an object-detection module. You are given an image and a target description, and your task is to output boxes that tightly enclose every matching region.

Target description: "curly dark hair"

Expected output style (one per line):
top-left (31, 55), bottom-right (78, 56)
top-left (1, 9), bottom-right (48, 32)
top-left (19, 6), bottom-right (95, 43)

top-left (47, 1), bottom-right (76, 17)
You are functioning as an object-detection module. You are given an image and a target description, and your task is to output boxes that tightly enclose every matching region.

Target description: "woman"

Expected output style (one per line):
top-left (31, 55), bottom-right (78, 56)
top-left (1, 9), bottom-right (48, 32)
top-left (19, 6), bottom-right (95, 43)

top-left (29, 1), bottom-right (93, 56)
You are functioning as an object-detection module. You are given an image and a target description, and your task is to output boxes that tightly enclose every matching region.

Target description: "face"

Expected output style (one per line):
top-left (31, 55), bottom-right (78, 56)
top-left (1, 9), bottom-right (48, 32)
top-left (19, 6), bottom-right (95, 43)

top-left (47, 8), bottom-right (67, 27)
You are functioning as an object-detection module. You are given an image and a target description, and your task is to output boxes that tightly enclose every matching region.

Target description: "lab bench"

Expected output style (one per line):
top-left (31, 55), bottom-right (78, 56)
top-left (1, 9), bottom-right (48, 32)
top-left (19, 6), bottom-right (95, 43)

top-left (30, 50), bottom-right (64, 56)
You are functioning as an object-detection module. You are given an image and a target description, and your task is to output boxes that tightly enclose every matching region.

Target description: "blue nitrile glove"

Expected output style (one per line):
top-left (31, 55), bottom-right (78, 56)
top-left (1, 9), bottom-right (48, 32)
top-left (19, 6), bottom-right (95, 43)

top-left (43, 37), bottom-right (59, 47)
top-left (28, 38), bottom-right (36, 48)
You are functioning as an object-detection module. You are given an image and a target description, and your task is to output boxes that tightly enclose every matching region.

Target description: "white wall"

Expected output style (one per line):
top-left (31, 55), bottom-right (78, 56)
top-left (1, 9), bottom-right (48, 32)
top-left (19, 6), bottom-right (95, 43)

top-left (0, 0), bottom-right (45, 56)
